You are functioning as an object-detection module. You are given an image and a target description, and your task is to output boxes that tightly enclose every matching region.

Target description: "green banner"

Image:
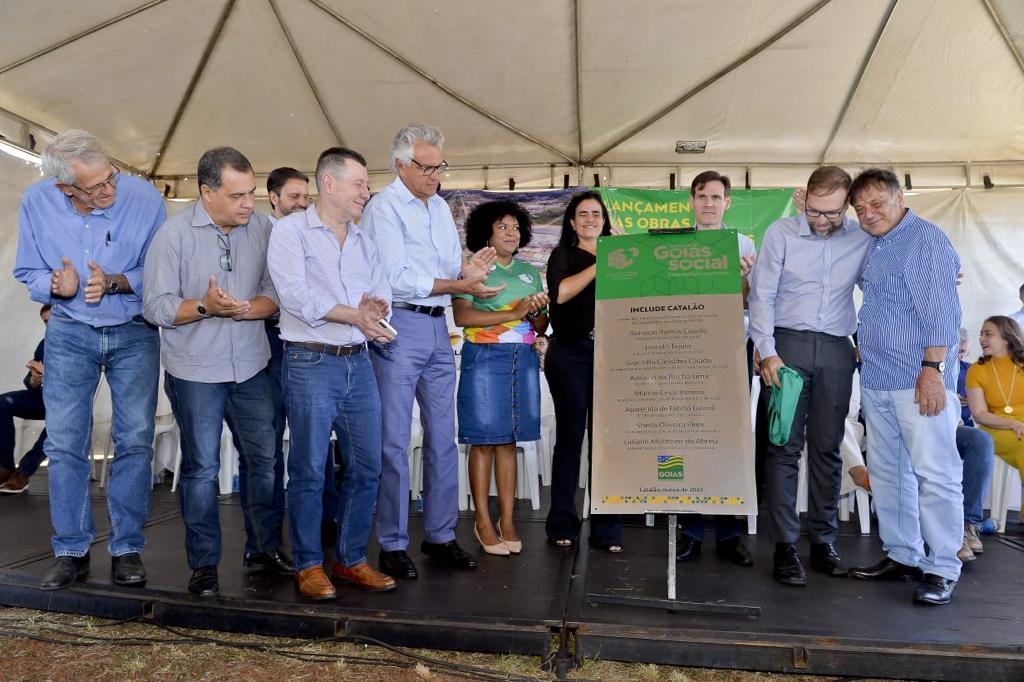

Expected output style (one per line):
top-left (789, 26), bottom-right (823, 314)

top-left (597, 186), bottom-right (796, 248)
top-left (595, 230), bottom-right (741, 300)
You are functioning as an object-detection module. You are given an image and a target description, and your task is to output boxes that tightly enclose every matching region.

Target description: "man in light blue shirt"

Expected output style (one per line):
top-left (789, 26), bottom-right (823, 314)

top-left (361, 123), bottom-right (499, 580)
top-left (268, 147), bottom-right (398, 599)
top-left (14, 130), bottom-right (165, 591)
top-left (847, 169), bottom-right (964, 606)
top-left (749, 166), bottom-right (872, 587)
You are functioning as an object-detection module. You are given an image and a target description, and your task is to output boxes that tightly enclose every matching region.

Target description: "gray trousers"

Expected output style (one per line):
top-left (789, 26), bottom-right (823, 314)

top-left (765, 328), bottom-right (855, 545)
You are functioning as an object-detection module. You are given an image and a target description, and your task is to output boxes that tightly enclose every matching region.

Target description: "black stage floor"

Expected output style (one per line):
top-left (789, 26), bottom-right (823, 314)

top-left (0, 474), bottom-right (1022, 681)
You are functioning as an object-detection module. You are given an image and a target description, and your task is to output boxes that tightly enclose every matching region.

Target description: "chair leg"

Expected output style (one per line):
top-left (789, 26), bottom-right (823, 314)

top-left (747, 513), bottom-right (757, 535)
top-left (99, 429), bottom-right (115, 489)
top-left (855, 487), bottom-right (871, 535)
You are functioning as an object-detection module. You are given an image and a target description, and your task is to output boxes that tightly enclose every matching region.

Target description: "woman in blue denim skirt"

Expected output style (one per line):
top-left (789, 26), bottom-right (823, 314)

top-left (454, 200), bottom-right (549, 556)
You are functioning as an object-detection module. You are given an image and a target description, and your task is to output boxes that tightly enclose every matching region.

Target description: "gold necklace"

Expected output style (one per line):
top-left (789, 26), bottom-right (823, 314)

top-left (990, 358), bottom-right (1018, 414)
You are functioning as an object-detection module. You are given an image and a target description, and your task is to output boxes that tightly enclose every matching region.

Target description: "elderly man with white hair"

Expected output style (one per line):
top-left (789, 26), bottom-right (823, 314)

top-left (361, 123), bottom-right (501, 579)
top-left (14, 130), bottom-right (165, 590)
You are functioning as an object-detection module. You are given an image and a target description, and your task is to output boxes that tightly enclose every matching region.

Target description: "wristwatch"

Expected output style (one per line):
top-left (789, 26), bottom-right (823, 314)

top-left (921, 360), bottom-right (946, 372)
top-left (196, 300), bottom-right (212, 318)
top-left (105, 276), bottom-right (119, 295)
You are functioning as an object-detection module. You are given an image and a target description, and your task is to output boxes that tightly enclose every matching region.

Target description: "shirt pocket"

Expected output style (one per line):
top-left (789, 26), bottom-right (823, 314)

top-left (103, 240), bottom-right (145, 274)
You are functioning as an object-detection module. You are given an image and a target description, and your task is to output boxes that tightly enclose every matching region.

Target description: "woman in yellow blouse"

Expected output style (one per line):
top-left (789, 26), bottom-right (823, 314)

top-left (965, 316), bottom-right (1024, 522)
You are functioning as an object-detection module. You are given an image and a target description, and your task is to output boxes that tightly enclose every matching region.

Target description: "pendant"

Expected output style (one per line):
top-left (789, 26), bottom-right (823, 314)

top-left (1005, 406), bottom-right (1014, 414)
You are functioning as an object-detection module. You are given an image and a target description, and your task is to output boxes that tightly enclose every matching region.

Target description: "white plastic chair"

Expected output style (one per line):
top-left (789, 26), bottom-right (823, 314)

top-left (989, 456), bottom-right (1020, 533)
top-left (13, 418), bottom-right (45, 463)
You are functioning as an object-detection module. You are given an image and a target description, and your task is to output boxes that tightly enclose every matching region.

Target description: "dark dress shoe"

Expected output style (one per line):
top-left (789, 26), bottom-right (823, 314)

top-left (675, 535), bottom-right (702, 562)
top-left (773, 544), bottom-right (806, 586)
top-left (188, 566), bottom-right (219, 597)
top-left (243, 549), bottom-right (295, 575)
top-left (379, 550), bottom-right (418, 579)
top-left (40, 554), bottom-right (90, 590)
top-left (112, 553), bottom-right (147, 587)
top-left (716, 537), bottom-right (754, 567)
top-left (809, 543), bottom-right (848, 577)
top-left (849, 556), bottom-right (922, 581)
top-left (913, 574), bottom-right (957, 605)
top-left (421, 540), bottom-right (479, 569)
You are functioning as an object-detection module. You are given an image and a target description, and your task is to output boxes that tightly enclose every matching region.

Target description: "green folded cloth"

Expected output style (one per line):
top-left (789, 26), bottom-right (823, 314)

top-left (768, 366), bottom-right (804, 446)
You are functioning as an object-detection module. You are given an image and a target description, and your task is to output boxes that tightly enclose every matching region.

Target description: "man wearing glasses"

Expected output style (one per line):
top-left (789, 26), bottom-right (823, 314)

top-left (748, 166), bottom-right (872, 587)
top-left (143, 147), bottom-right (289, 598)
top-left (361, 123), bottom-right (500, 579)
top-left (14, 130), bottom-right (165, 590)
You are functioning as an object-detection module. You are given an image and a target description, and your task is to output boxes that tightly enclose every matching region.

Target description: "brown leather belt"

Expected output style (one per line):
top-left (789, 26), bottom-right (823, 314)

top-left (284, 340), bottom-right (366, 356)
top-left (393, 301), bottom-right (445, 317)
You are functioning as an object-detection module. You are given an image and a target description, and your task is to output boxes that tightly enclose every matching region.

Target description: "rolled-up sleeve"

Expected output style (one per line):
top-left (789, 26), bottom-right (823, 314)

top-left (362, 198), bottom-right (434, 300)
top-left (267, 222), bottom-right (331, 328)
top-left (906, 234), bottom-right (960, 349)
top-left (13, 197), bottom-right (54, 305)
top-left (747, 225), bottom-right (785, 358)
top-left (142, 224), bottom-right (185, 329)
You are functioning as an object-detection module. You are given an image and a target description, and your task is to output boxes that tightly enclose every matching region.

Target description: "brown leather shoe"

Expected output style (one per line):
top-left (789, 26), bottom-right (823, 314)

top-left (295, 566), bottom-right (336, 600)
top-left (331, 561), bottom-right (397, 592)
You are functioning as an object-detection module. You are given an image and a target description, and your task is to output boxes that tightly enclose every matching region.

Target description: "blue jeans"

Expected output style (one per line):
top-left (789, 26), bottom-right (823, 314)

top-left (285, 347), bottom-right (382, 569)
top-left (43, 311), bottom-right (159, 557)
top-left (164, 371), bottom-right (278, 569)
top-left (957, 425), bottom-right (994, 526)
top-left (0, 388), bottom-right (47, 476)
top-left (263, 323), bottom-right (340, 538)
top-left (861, 387), bottom-right (963, 581)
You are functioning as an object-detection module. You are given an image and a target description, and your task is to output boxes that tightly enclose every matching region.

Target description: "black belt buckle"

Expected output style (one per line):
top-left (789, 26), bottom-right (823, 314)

top-left (395, 302), bottom-right (445, 317)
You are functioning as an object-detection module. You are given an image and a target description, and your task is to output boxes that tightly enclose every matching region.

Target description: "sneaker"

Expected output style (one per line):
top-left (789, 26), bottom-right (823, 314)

top-left (964, 522), bottom-right (983, 554)
top-left (0, 472), bottom-right (30, 494)
top-left (957, 536), bottom-right (976, 563)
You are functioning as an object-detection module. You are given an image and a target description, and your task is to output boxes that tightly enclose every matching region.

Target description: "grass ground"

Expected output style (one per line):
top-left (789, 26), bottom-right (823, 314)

top-left (0, 607), bottom-right (879, 681)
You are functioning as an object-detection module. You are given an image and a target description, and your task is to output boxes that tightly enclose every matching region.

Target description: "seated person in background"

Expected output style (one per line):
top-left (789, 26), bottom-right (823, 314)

top-left (534, 333), bottom-right (549, 370)
top-left (1008, 283), bottom-right (1024, 328)
top-left (966, 316), bottom-right (1024, 525)
top-left (956, 327), bottom-right (994, 561)
top-left (0, 305), bottom-right (52, 494)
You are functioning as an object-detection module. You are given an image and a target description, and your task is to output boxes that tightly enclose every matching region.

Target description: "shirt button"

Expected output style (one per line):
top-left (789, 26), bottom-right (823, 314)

top-left (84, 249), bottom-right (90, 255)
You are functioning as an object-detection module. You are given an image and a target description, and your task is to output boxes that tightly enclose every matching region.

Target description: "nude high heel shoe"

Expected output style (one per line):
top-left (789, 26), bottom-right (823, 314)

top-left (474, 524), bottom-right (511, 556)
top-left (497, 519), bottom-right (522, 554)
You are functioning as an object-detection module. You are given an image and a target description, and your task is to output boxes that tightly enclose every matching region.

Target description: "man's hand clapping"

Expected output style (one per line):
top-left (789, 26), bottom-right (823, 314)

top-left (353, 292), bottom-right (395, 342)
top-left (460, 248), bottom-right (505, 300)
top-left (203, 275), bottom-right (251, 319)
top-left (50, 257), bottom-right (79, 298)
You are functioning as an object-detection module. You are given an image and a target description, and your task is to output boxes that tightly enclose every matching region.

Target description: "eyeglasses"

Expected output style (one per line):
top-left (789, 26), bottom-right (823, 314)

top-left (71, 168), bottom-right (119, 196)
top-left (410, 158), bottom-right (448, 176)
top-left (805, 205), bottom-right (846, 220)
top-left (217, 232), bottom-right (232, 272)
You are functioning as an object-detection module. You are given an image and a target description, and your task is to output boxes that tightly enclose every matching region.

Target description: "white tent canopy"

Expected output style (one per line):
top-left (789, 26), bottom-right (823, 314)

top-left (2, 0), bottom-right (1024, 193)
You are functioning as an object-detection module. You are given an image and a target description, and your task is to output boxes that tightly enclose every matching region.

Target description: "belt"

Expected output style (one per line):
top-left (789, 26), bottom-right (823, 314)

top-left (284, 340), bottom-right (366, 356)
top-left (394, 301), bottom-right (445, 317)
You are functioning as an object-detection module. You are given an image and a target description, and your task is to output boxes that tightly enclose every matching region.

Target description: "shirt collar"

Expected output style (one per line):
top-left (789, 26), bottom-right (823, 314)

top-left (877, 208), bottom-right (915, 243)
top-left (390, 175), bottom-right (436, 207)
top-left (306, 203), bottom-right (364, 239)
top-left (190, 200), bottom-right (252, 230)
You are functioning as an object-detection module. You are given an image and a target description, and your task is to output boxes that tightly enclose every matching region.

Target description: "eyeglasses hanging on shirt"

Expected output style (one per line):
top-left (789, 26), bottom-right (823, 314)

top-left (217, 231), bottom-right (232, 272)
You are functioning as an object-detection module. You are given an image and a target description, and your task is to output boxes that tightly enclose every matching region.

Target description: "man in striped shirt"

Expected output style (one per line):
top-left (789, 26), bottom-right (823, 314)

top-left (847, 169), bottom-right (964, 606)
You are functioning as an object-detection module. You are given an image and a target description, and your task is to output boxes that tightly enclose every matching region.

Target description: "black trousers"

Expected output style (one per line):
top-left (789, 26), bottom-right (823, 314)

top-left (765, 328), bottom-right (855, 545)
top-left (544, 338), bottom-right (622, 547)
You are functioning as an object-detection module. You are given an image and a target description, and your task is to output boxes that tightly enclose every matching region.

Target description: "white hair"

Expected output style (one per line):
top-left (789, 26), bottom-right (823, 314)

top-left (959, 327), bottom-right (969, 343)
top-left (389, 122), bottom-right (444, 173)
top-left (41, 130), bottom-right (110, 184)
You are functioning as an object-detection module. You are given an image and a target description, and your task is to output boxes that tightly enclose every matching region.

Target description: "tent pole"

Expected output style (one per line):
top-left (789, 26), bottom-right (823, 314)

top-left (149, 0), bottom-right (236, 177)
top-left (303, 0), bottom-right (577, 165)
top-left (980, 0), bottom-right (1024, 80)
top-left (268, 0), bottom-right (345, 146)
top-left (819, 0), bottom-right (899, 164)
top-left (0, 0), bottom-right (169, 76)
top-left (585, 0), bottom-right (834, 164)
top-left (573, 0), bottom-right (584, 163)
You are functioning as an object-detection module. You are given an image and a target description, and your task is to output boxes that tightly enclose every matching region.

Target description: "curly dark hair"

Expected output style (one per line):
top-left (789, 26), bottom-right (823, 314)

top-left (464, 200), bottom-right (533, 254)
top-left (976, 315), bottom-right (1024, 367)
top-left (558, 191), bottom-right (613, 249)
